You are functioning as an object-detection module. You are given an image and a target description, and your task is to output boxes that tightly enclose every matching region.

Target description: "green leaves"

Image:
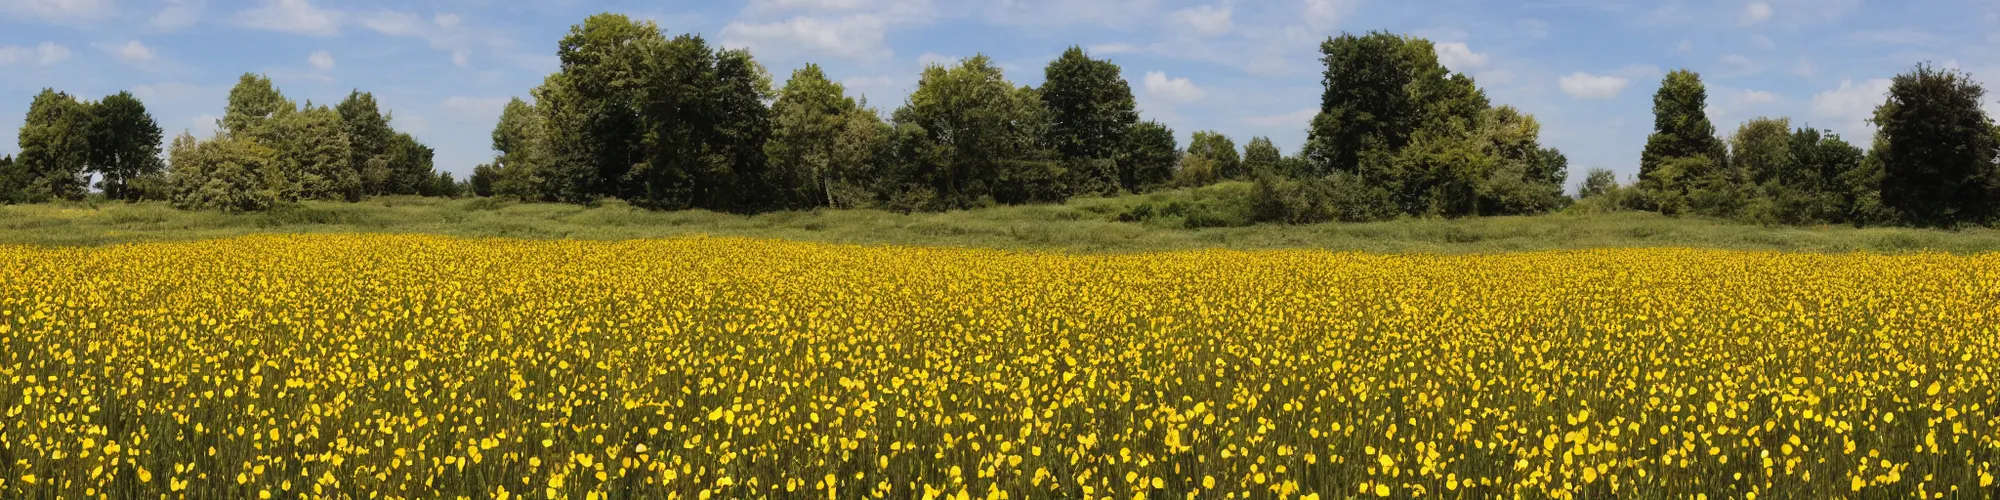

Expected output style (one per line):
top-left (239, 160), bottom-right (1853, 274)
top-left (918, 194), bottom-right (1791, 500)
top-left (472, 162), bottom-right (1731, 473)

top-left (1875, 63), bottom-right (2000, 227)
top-left (9, 89), bottom-right (93, 203)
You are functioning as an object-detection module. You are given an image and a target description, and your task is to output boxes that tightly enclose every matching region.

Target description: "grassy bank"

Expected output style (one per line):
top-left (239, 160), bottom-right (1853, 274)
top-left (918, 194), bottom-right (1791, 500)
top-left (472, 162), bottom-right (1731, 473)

top-left (5, 182), bottom-right (1999, 253)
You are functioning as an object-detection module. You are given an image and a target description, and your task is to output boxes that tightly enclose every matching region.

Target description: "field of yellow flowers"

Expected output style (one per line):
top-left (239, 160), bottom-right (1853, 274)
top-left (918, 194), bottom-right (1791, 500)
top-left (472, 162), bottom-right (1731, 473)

top-left (2, 234), bottom-right (1996, 499)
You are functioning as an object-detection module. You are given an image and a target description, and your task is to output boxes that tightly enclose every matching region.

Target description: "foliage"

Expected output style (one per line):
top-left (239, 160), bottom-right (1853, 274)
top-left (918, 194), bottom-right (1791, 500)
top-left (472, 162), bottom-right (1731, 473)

top-left (87, 91), bottom-right (166, 201)
top-left (1249, 171), bottom-right (1398, 223)
top-left (269, 105), bottom-right (360, 202)
top-left (1874, 64), bottom-right (2000, 227)
top-left (1242, 136), bottom-right (1281, 177)
top-left (1042, 46), bottom-right (1138, 195)
top-left (167, 132), bottom-right (281, 212)
top-left (489, 97), bottom-right (548, 200)
top-left (337, 91), bottom-right (397, 196)
top-left (1186, 131), bottom-right (1241, 180)
top-left (1578, 168), bottom-right (1618, 199)
top-left (1120, 121), bottom-right (1178, 193)
top-left (768, 64), bottom-right (879, 209)
top-left (10, 89), bottom-right (93, 202)
top-left (885, 55), bottom-right (1061, 210)
top-left (220, 73), bottom-right (294, 139)
top-left (1637, 70), bottom-right (1729, 212)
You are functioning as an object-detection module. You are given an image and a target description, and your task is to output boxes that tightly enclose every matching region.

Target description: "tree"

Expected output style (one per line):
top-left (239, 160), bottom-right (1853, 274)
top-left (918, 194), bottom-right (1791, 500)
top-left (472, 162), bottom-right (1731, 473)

top-left (886, 55), bottom-right (1061, 210)
top-left (1638, 70), bottom-right (1727, 213)
top-left (87, 91), bottom-right (166, 201)
top-left (337, 91), bottom-right (396, 196)
top-left (1730, 117), bottom-right (1793, 187)
top-left (384, 132), bottom-right (436, 195)
top-left (168, 132), bottom-right (281, 212)
top-left (220, 73), bottom-right (293, 139)
top-left (489, 97), bottom-right (547, 200)
top-left (1579, 168), bottom-right (1618, 198)
top-left (1304, 32), bottom-right (1421, 177)
top-left (469, 163), bottom-right (499, 197)
top-left (768, 64), bottom-right (859, 208)
top-left (1243, 137), bottom-right (1281, 177)
top-left (1874, 64), bottom-right (1999, 226)
top-left (1041, 46), bottom-right (1138, 195)
top-left (1187, 131), bottom-right (1241, 179)
top-left (625, 38), bottom-right (775, 211)
top-left (1121, 121), bottom-right (1177, 193)
top-left (536, 13), bottom-right (662, 203)
top-left (12, 89), bottom-right (93, 202)
top-left (270, 105), bottom-right (359, 201)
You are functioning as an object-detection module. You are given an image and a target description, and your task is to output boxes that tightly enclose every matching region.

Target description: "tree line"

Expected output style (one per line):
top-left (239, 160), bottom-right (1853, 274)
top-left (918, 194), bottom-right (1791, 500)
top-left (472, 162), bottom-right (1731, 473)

top-left (8, 13), bottom-right (1997, 230)
top-left (1576, 64), bottom-right (2000, 228)
top-left (1, 74), bottom-right (454, 211)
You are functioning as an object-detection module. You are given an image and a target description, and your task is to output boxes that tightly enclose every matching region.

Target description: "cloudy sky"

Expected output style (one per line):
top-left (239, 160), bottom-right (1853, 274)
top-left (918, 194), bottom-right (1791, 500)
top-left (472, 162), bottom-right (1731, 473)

top-left (3, 0), bottom-right (1998, 184)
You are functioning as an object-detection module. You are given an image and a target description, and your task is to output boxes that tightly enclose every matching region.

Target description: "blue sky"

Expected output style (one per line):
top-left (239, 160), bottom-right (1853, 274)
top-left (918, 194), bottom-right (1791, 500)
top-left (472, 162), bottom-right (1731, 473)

top-left (3, 0), bottom-right (1998, 185)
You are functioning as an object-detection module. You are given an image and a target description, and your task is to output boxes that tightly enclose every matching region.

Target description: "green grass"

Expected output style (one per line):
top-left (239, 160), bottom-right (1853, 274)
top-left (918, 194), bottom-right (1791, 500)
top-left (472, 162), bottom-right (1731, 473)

top-left (6, 181), bottom-right (2000, 253)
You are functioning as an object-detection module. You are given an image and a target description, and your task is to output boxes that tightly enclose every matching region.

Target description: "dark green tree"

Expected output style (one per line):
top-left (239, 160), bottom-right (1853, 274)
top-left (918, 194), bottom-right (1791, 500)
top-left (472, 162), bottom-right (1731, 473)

top-left (1121, 120), bottom-right (1178, 192)
top-left (1041, 46), bottom-right (1138, 195)
top-left (167, 132), bottom-right (281, 212)
top-left (336, 91), bottom-right (396, 196)
top-left (536, 13), bottom-right (662, 203)
top-left (384, 132), bottom-right (436, 195)
top-left (767, 63), bottom-right (857, 209)
top-left (1874, 64), bottom-right (1999, 226)
top-left (86, 91), bottom-right (166, 201)
top-left (1637, 70), bottom-right (1728, 214)
top-left (12, 89), bottom-right (93, 202)
top-left (1243, 136), bottom-right (1281, 176)
top-left (886, 55), bottom-right (1061, 210)
top-left (1303, 32), bottom-right (1419, 177)
top-left (469, 163), bottom-right (499, 197)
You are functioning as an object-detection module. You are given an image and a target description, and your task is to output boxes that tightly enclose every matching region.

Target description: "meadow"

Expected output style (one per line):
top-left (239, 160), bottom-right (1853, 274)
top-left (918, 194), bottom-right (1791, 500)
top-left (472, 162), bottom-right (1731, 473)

top-left (8, 183), bottom-right (2000, 254)
top-left (3, 234), bottom-right (1994, 498)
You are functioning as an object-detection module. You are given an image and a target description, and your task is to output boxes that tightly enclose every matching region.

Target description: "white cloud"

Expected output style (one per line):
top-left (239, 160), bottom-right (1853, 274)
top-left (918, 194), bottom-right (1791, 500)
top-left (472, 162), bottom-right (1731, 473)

top-left (1169, 5), bottom-right (1232, 38)
top-left (233, 0), bottom-right (342, 36)
top-left (1302, 0), bottom-right (1353, 31)
top-left (1812, 78), bottom-right (1892, 139)
top-left (451, 49), bottom-right (469, 67)
top-left (1749, 34), bottom-right (1775, 50)
top-left (1706, 86), bottom-right (1782, 127)
top-left (188, 114), bottom-right (221, 138)
top-left (104, 40), bottom-right (155, 62)
top-left (147, 0), bottom-right (203, 31)
top-left (0, 0), bottom-right (115, 22)
top-left (307, 50), bottom-right (334, 70)
top-left (1088, 43), bottom-right (1144, 55)
top-left (1741, 2), bottom-right (1773, 25)
top-left (1676, 39), bottom-right (1693, 54)
top-left (1558, 72), bottom-right (1630, 100)
top-left (1433, 42), bottom-right (1489, 72)
top-left (441, 96), bottom-right (509, 119)
top-left (916, 51), bottom-right (958, 68)
top-left (1242, 107), bottom-right (1317, 127)
top-left (0, 46), bottom-right (28, 65)
top-left (359, 10), bottom-right (425, 37)
top-left (720, 15), bottom-right (891, 60)
top-left (433, 12), bottom-right (459, 29)
top-left (1143, 71), bottom-right (1205, 103)
top-left (36, 41), bottom-right (69, 65)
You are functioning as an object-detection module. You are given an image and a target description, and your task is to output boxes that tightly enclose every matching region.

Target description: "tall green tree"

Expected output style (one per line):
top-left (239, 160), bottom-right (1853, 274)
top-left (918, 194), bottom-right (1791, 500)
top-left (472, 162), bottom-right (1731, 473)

top-left (1303, 32), bottom-right (1419, 178)
top-left (1579, 168), bottom-right (1618, 198)
top-left (270, 105), bottom-right (358, 201)
top-left (12, 89), bottom-right (93, 202)
top-left (1041, 46), bottom-right (1138, 195)
top-left (219, 74), bottom-right (293, 139)
top-left (384, 132), bottom-right (436, 196)
top-left (536, 13), bottom-right (662, 203)
top-left (1242, 136), bottom-right (1282, 176)
top-left (86, 91), bottom-right (166, 201)
top-left (1729, 117), bottom-right (1793, 187)
top-left (1187, 131), bottom-right (1241, 179)
top-left (885, 55), bottom-right (1062, 210)
top-left (1121, 121), bottom-right (1178, 192)
top-left (625, 38), bottom-right (774, 211)
top-left (768, 64), bottom-right (865, 208)
top-left (1873, 64), bottom-right (1999, 226)
top-left (336, 91), bottom-right (396, 196)
top-left (489, 97), bottom-right (547, 200)
top-left (1637, 70), bottom-right (1728, 214)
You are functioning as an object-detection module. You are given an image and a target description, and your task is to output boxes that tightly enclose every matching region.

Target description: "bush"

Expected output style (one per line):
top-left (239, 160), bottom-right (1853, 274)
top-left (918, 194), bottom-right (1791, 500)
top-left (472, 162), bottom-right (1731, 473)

top-left (1250, 172), bottom-right (1398, 224)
